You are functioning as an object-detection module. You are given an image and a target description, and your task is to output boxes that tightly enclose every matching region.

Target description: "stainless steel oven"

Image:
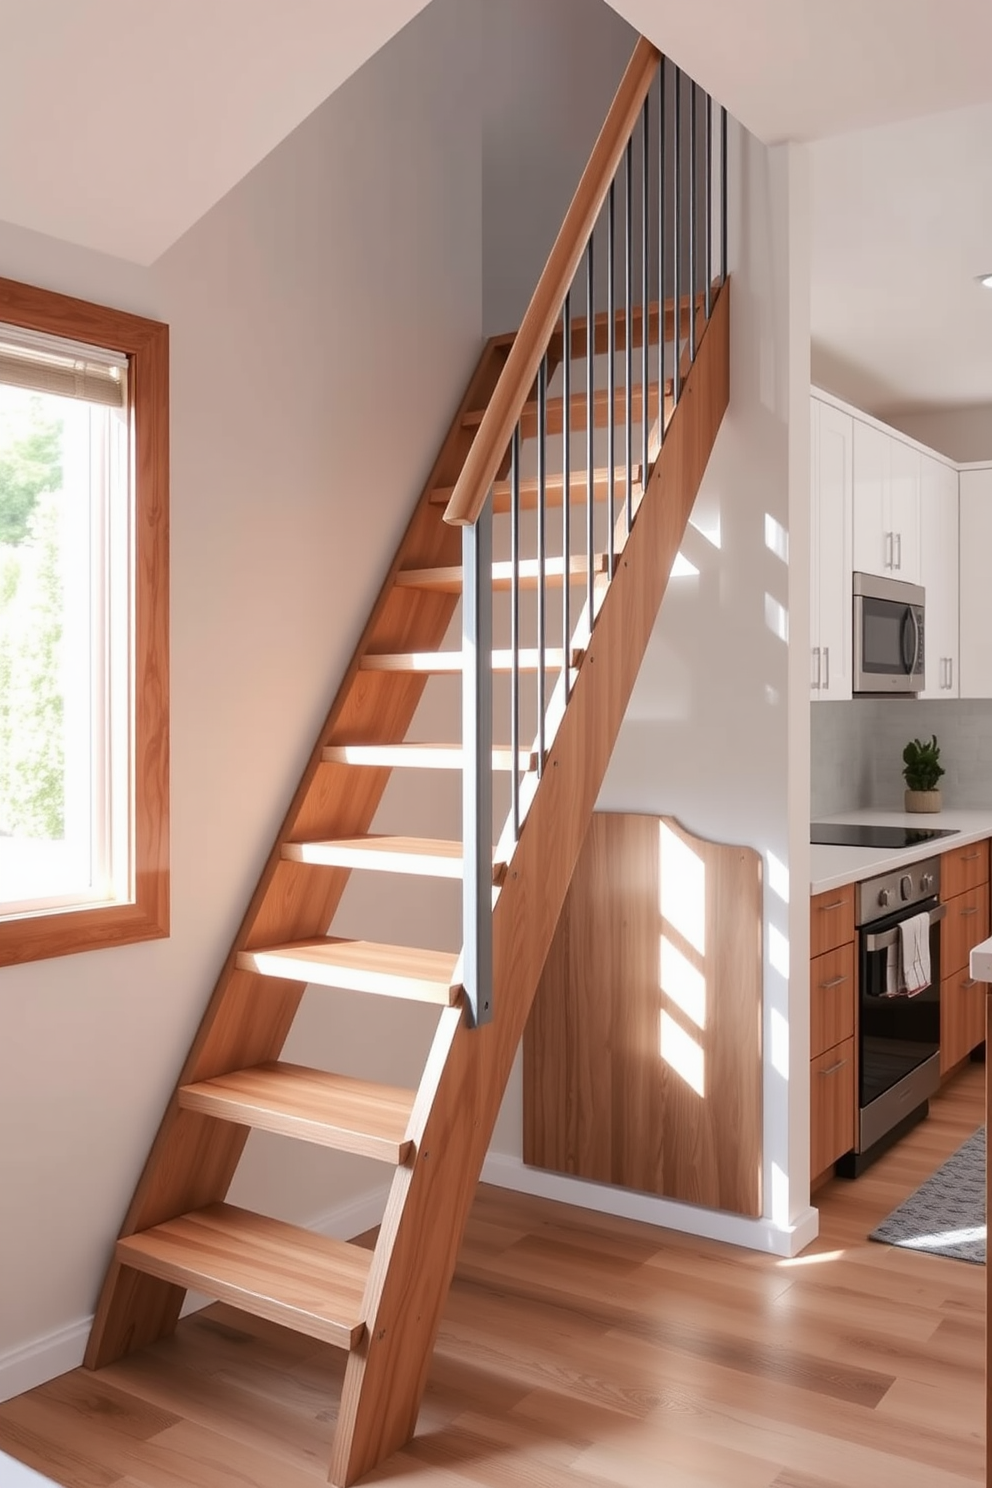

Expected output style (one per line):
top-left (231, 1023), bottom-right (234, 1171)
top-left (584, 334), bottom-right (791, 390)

top-left (853, 571), bottom-right (925, 695)
top-left (838, 855), bottom-right (946, 1175)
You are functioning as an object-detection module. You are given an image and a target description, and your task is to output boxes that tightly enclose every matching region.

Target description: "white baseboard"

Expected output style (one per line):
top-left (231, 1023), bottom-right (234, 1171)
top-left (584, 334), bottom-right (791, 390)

top-left (481, 1152), bottom-right (820, 1258)
top-left (0, 1181), bottom-right (393, 1406)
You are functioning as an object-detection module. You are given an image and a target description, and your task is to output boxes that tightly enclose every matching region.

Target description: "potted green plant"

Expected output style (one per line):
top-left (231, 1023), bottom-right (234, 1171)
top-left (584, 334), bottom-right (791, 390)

top-left (902, 734), bottom-right (945, 813)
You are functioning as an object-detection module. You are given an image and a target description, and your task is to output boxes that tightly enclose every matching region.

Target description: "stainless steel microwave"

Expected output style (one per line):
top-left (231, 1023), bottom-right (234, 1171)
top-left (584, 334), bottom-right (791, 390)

top-left (853, 571), bottom-right (925, 695)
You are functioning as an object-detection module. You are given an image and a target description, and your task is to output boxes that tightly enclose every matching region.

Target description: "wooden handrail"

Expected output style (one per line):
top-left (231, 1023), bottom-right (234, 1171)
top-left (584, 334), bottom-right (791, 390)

top-left (443, 36), bottom-right (661, 528)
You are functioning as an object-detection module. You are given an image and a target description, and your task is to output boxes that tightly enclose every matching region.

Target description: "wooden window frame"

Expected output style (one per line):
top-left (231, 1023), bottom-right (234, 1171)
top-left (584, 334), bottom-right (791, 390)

top-left (0, 276), bottom-right (169, 966)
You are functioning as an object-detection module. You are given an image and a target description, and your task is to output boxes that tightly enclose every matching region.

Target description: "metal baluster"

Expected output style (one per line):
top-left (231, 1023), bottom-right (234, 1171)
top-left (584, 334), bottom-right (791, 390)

top-left (625, 137), bottom-right (633, 536)
top-left (705, 93), bottom-right (712, 322)
top-left (641, 93), bottom-right (650, 481)
top-left (562, 291), bottom-right (571, 701)
top-left (658, 60), bottom-right (666, 447)
top-left (462, 496), bottom-right (493, 1027)
top-left (689, 80), bottom-right (697, 364)
top-left (510, 425), bottom-right (521, 843)
top-left (537, 354), bottom-right (547, 775)
top-left (720, 106), bottom-right (728, 284)
top-left (607, 181), bottom-right (616, 575)
top-left (673, 68), bottom-right (681, 410)
top-left (586, 235), bottom-right (595, 615)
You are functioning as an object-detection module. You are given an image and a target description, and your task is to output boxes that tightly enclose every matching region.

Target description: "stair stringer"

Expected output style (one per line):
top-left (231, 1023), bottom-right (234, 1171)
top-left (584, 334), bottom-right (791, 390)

top-left (331, 278), bottom-right (731, 1486)
top-left (84, 334), bottom-right (510, 1370)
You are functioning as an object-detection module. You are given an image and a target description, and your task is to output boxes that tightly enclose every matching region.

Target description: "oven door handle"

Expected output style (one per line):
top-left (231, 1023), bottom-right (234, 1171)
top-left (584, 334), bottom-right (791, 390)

top-left (863, 901), bottom-right (946, 953)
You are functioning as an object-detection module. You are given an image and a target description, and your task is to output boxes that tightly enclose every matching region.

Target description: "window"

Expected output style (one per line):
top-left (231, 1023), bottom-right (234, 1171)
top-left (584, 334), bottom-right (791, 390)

top-left (0, 277), bottom-right (168, 965)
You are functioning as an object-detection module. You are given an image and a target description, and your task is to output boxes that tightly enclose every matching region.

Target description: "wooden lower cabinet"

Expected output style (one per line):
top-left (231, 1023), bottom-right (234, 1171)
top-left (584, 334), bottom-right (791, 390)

top-left (941, 969), bottom-right (986, 1073)
top-left (940, 843), bottom-right (990, 1073)
top-left (810, 1036), bottom-right (856, 1178)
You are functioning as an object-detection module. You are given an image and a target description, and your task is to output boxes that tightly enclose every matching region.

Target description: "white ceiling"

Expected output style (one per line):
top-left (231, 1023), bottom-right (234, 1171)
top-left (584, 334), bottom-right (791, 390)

top-left (1, 0), bottom-right (989, 412)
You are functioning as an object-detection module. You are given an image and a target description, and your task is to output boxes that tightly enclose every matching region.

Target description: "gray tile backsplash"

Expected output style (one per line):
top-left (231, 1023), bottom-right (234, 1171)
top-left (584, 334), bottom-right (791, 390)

top-left (811, 699), bottom-right (992, 818)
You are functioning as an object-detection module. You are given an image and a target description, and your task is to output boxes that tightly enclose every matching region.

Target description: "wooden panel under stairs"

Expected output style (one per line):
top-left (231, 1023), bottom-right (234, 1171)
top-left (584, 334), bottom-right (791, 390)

top-left (115, 1204), bottom-right (370, 1349)
top-left (360, 646), bottom-right (583, 673)
top-left (237, 938), bottom-right (461, 1005)
top-left (396, 553), bottom-right (610, 593)
top-left (429, 464), bottom-right (643, 513)
top-left (320, 741), bottom-right (537, 771)
top-left (178, 1063), bottom-right (416, 1163)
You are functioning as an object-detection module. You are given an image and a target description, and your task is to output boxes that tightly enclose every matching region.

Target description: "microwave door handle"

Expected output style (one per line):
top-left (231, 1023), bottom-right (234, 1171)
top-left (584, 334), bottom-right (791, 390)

top-left (909, 607), bottom-right (921, 676)
top-left (900, 607), bottom-right (920, 675)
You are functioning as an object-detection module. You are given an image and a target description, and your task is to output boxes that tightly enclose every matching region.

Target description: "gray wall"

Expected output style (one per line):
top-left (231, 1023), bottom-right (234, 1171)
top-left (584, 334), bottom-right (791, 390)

top-left (812, 699), bottom-right (992, 817)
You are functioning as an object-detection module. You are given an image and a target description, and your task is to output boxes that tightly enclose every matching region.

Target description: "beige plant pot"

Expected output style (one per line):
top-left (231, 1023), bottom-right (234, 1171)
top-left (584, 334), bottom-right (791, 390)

top-left (904, 788), bottom-right (942, 813)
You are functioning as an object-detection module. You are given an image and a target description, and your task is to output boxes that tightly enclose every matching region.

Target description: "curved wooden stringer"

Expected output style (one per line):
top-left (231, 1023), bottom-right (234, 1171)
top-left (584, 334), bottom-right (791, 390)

top-left (85, 34), bottom-right (732, 1487)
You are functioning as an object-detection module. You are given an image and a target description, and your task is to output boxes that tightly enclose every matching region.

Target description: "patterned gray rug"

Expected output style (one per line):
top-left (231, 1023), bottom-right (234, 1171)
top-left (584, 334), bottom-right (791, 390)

top-left (869, 1126), bottom-right (986, 1263)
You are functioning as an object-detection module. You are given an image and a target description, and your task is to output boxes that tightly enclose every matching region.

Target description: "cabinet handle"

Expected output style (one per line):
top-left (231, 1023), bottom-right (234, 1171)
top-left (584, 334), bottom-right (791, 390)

top-left (885, 531), bottom-right (893, 569)
top-left (819, 974), bottom-right (849, 989)
top-left (960, 906), bottom-right (979, 917)
top-left (812, 646), bottom-right (821, 690)
top-left (823, 646), bottom-right (830, 691)
top-left (949, 657), bottom-right (954, 690)
top-left (895, 532), bottom-right (902, 570)
top-left (818, 899), bottom-right (846, 912)
top-left (960, 852), bottom-right (981, 862)
top-left (962, 978), bottom-right (979, 990)
top-left (819, 1058), bottom-right (848, 1077)
top-left (941, 657), bottom-right (948, 690)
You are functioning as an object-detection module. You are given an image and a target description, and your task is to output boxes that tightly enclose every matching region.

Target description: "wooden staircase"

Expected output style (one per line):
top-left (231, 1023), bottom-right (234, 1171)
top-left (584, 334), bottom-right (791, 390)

top-left (84, 37), bottom-right (731, 1486)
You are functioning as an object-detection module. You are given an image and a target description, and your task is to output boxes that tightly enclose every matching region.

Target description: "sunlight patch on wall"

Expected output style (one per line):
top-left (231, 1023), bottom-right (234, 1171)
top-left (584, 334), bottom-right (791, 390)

top-left (660, 935), bottom-right (706, 1030)
top-left (764, 592), bottom-right (789, 642)
top-left (659, 823), bottom-right (705, 954)
top-left (670, 551), bottom-right (700, 578)
top-left (766, 851), bottom-right (789, 904)
top-left (660, 1010), bottom-right (705, 1097)
top-left (770, 1006), bottom-right (789, 1079)
top-left (765, 512), bottom-right (789, 563)
top-left (769, 924), bottom-right (790, 979)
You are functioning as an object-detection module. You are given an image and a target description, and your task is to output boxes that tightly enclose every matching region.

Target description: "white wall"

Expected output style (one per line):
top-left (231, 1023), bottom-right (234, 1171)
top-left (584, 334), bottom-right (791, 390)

top-left (486, 128), bottom-right (818, 1257)
top-left (0, 0), bottom-right (483, 1396)
top-left (885, 405), bottom-right (992, 465)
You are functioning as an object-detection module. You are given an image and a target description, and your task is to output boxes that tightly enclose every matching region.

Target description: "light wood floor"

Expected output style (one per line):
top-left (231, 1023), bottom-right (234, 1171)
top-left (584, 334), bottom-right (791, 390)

top-left (1, 1062), bottom-right (985, 1488)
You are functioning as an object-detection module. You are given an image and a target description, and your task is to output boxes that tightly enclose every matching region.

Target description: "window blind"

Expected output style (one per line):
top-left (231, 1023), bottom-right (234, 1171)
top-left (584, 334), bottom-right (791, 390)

top-left (0, 321), bottom-right (127, 408)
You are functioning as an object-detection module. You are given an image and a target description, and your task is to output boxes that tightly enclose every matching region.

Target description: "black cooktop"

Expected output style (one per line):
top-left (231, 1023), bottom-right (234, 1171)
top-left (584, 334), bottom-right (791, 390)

top-left (811, 823), bottom-right (960, 849)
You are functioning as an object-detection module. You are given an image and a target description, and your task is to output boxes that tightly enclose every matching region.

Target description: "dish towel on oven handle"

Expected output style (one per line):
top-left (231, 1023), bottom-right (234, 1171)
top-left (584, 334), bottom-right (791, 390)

top-left (898, 911), bottom-right (932, 996)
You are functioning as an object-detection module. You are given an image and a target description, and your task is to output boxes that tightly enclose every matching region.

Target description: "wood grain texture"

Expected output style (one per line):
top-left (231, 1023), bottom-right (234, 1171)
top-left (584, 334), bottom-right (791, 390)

top-left (430, 464), bottom-right (643, 513)
top-left (3, 1064), bottom-right (985, 1488)
top-left (810, 943), bottom-right (855, 1059)
top-left (360, 646), bottom-right (580, 673)
top-left (809, 884), bottom-right (856, 959)
top-left (331, 277), bottom-right (731, 1484)
top-left (463, 381), bottom-right (665, 440)
top-left (237, 939), bottom-right (461, 1004)
top-left (940, 969), bottom-right (987, 1074)
top-left (115, 1204), bottom-right (372, 1348)
top-left (941, 838), bottom-right (990, 900)
top-left (395, 553), bottom-right (610, 593)
top-left (178, 1063), bottom-right (417, 1163)
top-left (444, 37), bottom-right (660, 525)
top-left (544, 293), bottom-right (704, 365)
top-left (85, 333), bottom-right (510, 1370)
top-left (0, 276), bottom-right (169, 967)
top-left (809, 1036), bottom-right (856, 1178)
top-left (523, 812), bottom-right (763, 1216)
top-left (942, 883), bottom-right (990, 980)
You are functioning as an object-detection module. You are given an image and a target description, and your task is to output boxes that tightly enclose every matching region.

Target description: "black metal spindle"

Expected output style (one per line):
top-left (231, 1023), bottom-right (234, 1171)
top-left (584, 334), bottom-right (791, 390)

top-left (721, 105), bottom-right (728, 284)
top-left (537, 354), bottom-right (547, 775)
top-left (562, 291), bottom-right (571, 701)
top-left (641, 94), bottom-right (650, 481)
top-left (673, 68), bottom-right (681, 410)
top-left (689, 80), bottom-right (697, 364)
top-left (658, 60), bottom-right (666, 446)
top-left (625, 138), bottom-right (633, 535)
top-left (607, 181), bottom-right (616, 575)
top-left (586, 235), bottom-right (595, 619)
top-left (510, 424), bottom-right (520, 842)
top-left (705, 93), bottom-right (712, 322)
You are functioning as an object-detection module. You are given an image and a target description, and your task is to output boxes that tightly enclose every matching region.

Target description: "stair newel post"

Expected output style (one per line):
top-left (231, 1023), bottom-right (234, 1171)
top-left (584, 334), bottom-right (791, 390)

top-left (462, 492), bottom-right (494, 1027)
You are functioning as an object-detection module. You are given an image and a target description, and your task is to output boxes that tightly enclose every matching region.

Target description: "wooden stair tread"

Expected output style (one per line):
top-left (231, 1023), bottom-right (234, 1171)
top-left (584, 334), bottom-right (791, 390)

top-left (238, 938), bottom-right (461, 1004)
top-left (360, 647), bottom-right (583, 674)
top-left (179, 1062), bottom-right (416, 1162)
top-left (282, 835), bottom-right (505, 884)
top-left (115, 1203), bottom-right (370, 1349)
top-left (463, 381), bottom-right (668, 438)
top-left (396, 553), bottom-right (610, 593)
top-left (430, 465), bottom-right (643, 513)
top-left (321, 742), bottom-right (538, 771)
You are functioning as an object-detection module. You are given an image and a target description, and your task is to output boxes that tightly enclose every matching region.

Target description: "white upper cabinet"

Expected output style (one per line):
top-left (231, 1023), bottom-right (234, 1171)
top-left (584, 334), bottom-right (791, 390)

top-left (852, 420), bottom-right (921, 583)
top-left (959, 466), bottom-right (992, 697)
top-left (918, 454), bottom-right (959, 698)
top-left (810, 397), bottom-right (853, 701)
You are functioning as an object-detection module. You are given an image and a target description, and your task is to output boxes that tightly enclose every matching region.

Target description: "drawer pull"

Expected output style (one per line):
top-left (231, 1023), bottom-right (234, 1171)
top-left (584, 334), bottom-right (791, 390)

top-left (818, 899), bottom-right (846, 912)
top-left (960, 852), bottom-right (982, 862)
top-left (819, 1058), bottom-right (848, 1077)
top-left (960, 906), bottom-right (979, 917)
top-left (819, 974), bottom-right (849, 989)
top-left (962, 978), bottom-right (979, 990)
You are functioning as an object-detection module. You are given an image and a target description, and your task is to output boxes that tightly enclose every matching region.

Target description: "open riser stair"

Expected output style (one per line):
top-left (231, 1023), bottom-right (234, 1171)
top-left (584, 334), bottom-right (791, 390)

top-left (84, 37), bottom-right (731, 1486)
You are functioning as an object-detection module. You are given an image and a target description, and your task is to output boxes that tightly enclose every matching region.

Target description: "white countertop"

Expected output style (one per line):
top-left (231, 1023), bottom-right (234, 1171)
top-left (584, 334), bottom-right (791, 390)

top-left (810, 808), bottom-right (992, 895)
top-left (971, 935), bottom-right (992, 982)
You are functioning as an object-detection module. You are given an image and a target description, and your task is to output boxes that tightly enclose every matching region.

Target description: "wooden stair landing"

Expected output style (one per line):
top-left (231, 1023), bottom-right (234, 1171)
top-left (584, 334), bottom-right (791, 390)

top-left (115, 1204), bottom-right (371, 1349)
